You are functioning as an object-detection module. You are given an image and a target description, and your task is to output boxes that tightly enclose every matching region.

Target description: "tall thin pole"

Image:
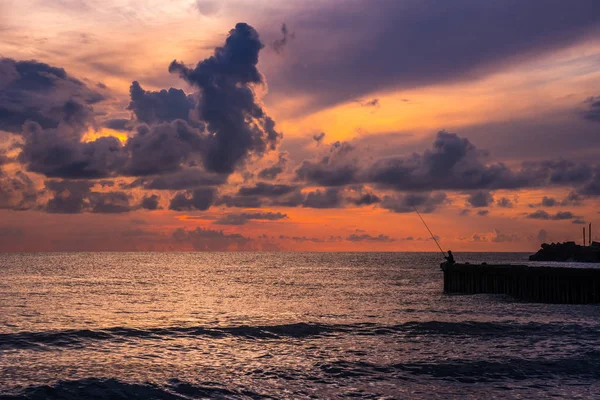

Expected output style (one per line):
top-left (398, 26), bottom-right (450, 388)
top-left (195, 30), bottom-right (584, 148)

top-left (413, 206), bottom-right (446, 256)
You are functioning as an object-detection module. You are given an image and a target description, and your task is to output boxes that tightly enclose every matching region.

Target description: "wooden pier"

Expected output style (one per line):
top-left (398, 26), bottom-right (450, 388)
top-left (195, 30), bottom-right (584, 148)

top-left (441, 263), bottom-right (600, 303)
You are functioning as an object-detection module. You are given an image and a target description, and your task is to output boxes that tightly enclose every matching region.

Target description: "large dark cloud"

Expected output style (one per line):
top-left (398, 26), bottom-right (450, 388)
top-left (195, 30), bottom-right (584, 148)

top-left (0, 58), bottom-right (103, 132)
top-left (127, 81), bottom-right (193, 124)
top-left (121, 120), bottom-right (204, 176)
top-left (364, 132), bottom-right (526, 191)
top-left (297, 131), bottom-right (600, 194)
top-left (19, 121), bottom-right (128, 179)
top-left (169, 23), bottom-right (281, 174)
top-left (270, 0), bottom-right (600, 111)
top-left (9, 22), bottom-right (281, 188)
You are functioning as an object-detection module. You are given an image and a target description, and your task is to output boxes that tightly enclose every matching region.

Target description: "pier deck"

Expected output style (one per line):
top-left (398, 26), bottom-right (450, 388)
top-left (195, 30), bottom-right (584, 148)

top-left (441, 263), bottom-right (600, 303)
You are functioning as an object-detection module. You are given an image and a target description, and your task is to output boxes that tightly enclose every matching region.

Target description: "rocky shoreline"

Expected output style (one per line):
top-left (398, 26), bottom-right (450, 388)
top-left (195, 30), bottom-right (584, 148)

top-left (529, 241), bottom-right (600, 263)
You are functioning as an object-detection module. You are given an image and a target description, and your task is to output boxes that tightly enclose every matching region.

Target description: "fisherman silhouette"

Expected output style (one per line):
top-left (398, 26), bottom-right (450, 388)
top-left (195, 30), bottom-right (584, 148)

top-left (445, 250), bottom-right (455, 265)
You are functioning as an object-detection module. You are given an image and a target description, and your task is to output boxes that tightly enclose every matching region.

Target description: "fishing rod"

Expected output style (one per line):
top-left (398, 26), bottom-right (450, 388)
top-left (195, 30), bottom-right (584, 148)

top-left (413, 206), bottom-right (446, 257)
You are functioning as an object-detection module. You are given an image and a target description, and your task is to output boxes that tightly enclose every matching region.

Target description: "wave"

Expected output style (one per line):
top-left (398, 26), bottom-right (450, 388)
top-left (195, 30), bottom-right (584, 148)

top-left (0, 321), bottom-right (597, 350)
top-left (316, 351), bottom-right (600, 382)
top-left (0, 377), bottom-right (273, 400)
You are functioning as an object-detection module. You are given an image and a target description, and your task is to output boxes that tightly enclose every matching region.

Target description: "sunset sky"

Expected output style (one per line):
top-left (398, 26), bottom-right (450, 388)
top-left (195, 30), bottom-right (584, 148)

top-left (1, 0), bottom-right (599, 251)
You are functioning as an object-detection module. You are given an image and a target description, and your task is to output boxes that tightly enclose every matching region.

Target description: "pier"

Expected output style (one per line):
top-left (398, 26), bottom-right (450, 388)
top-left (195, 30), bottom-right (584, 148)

top-left (441, 263), bottom-right (600, 303)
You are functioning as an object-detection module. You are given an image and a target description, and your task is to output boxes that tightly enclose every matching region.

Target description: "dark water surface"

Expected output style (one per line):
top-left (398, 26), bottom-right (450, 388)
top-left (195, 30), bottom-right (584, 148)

top-left (1, 252), bottom-right (600, 399)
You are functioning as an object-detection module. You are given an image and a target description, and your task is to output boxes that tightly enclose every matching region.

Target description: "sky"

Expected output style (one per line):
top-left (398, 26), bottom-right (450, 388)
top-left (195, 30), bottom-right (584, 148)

top-left (0, 0), bottom-right (599, 252)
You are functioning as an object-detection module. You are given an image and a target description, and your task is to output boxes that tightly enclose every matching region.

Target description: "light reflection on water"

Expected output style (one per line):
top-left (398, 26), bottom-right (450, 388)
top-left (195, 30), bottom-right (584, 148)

top-left (1, 252), bottom-right (600, 399)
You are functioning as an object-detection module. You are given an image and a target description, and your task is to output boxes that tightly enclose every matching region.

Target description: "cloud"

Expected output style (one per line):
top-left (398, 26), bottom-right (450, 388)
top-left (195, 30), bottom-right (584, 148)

top-left (216, 182), bottom-right (303, 208)
top-left (496, 197), bottom-right (514, 208)
top-left (214, 212), bottom-right (288, 225)
top-left (466, 229), bottom-right (518, 242)
top-left (348, 191), bottom-right (380, 206)
top-left (121, 120), bottom-right (204, 176)
top-left (477, 210), bottom-right (489, 216)
top-left (0, 170), bottom-right (37, 210)
top-left (88, 191), bottom-right (131, 213)
top-left (354, 98), bottom-right (380, 108)
top-left (238, 182), bottom-right (299, 197)
top-left (173, 227), bottom-right (252, 250)
top-left (583, 96), bottom-right (600, 122)
top-left (346, 232), bottom-right (394, 242)
top-left (312, 132), bottom-right (326, 145)
top-left (303, 188), bottom-right (341, 208)
top-left (19, 121), bottom-right (128, 179)
top-left (578, 168), bottom-right (600, 196)
top-left (168, 188), bottom-right (216, 211)
top-left (140, 194), bottom-right (160, 210)
top-left (365, 131), bottom-right (526, 191)
top-left (278, 235), bottom-right (340, 243)
top-left (297, 131), bottom-right (599, 194)
top-left (128, 168), bottom-right (227, 190)
top-left (467, 191), bottom-right (493, 208)
top-left (194, 0), bottom-right (220, 16)
top-left (271, 23), bottom-right (294, 54)
top-left (102, 118), bottom-right (133, 131)
top-left (295, 141), bottom-right (358, 186)
top-left (45, 180), bottom-right (131, 214)
top-left (272, 0), bottom-right (600, 110)
top-left (381, 192), bottom-right (447, 213)
top-left (526, 210), bottom-right (580, 220)
top-left (541, 196), bottom-right (558, 207)
top-left (10, 23), bottom-right (282, 186)
top-left (257, 152), bottom-right (287, 180)
top-left (529, 193), bottom-right (585, 207)
top-left (0, 58), bottom-right (104, 133)
top-left (491, 229), bottom-right (519, 243)
top-left (169, 23), bottom-right (281, 174)
top-left (127, 81), bottom-right (193, 124)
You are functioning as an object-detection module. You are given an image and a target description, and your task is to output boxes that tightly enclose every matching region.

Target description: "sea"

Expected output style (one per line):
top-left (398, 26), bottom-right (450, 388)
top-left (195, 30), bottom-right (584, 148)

top-left (1, 252), bottom-right (600, 399)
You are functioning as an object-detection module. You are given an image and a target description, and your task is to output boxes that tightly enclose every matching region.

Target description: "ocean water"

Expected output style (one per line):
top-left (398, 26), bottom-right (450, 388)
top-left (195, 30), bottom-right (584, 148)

top-left (1, 252), bottom-right (600, 399)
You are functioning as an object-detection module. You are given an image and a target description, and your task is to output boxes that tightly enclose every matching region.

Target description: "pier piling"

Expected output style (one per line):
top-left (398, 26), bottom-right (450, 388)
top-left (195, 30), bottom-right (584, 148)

top-left (441, 263), bottom-right (600, 303)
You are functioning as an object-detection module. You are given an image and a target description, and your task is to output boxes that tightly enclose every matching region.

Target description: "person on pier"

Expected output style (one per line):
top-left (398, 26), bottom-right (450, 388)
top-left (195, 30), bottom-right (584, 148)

top-left (444, 250), bottom-right (455, 265)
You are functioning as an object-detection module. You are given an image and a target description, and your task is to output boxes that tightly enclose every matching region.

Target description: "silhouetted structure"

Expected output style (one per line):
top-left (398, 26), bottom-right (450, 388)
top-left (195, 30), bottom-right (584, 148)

top-left (529, 241), bottom-right (600, 262)
top-left (441, 262), bottom-right (600, 304)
